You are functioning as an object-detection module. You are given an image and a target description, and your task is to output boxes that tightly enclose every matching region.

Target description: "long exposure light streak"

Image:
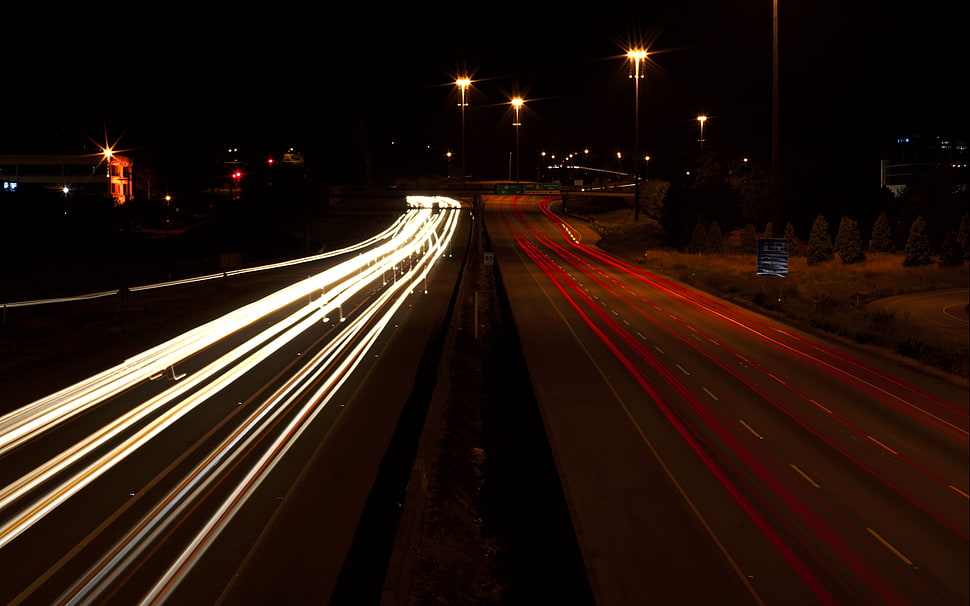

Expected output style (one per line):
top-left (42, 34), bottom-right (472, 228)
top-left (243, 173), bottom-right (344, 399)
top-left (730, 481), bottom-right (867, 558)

top-left (0, 196), bottom-right (461, 604)
top-left (508, 200), bottom-right (969, 540)
top-left (0, 212), bottom-right (416, 309)
top-left (497, 194), bottom-right (966, 604)
top-left (0, 198), bottom-right (456, 456)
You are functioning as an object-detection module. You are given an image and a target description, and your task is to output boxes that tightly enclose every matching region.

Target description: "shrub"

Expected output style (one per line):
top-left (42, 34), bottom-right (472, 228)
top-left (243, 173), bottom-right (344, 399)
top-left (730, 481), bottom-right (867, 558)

top-left (939, 230), bottom-right (964, 267)
top-left (807, 215), bottom-right (834, 265)
top-left (783, 222), bottom-right (799, 256)
top-left (958, 214), bottom-right (969, 260)
top-left (740, 224), bottom-right (758, 254)
top-left (870, 211), bottom-right (894, 252)
top-left (903, 216), bottom-right (933, 267)
top-left (896, 338), bottom-right (969, 375)
top-left (865, 309), bottom-right (895, 334)
top-left (688, 222), bottom-right (706, 253)
top-left (704, 221), bottom-right (724, 254)
top-left (837, 218), bottom-right (866, 264)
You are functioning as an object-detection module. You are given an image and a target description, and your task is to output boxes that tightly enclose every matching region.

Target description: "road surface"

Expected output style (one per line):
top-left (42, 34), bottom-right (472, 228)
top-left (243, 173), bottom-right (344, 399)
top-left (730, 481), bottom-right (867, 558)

top-left (486, 194), bottom-right (969, 605)
top-left (0, 197), bottom-right (467, 605)
top-left (868, 288), bottom-right (969, 348)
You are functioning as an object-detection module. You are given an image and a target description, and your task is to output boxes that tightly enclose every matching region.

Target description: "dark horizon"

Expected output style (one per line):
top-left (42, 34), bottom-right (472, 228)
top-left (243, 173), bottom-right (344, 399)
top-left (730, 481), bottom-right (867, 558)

top-left (3, 3), bottom-right (967, 192)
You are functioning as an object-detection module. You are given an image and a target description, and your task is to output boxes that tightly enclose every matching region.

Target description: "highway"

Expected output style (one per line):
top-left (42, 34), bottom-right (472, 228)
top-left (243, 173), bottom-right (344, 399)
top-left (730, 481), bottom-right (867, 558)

top-left (487, 194), bottom-right (968, 605)
top-left (0, 196), bottom-right (464, 605)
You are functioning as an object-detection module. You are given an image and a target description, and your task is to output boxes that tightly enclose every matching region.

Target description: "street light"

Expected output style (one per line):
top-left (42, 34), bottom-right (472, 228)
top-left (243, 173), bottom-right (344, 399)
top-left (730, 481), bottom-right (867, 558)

top-left (771, 0), bottom-right (781, 227)
top-left (511, 97), bottom-right (524, 183)
top-left (455, 77), bottom-right (471, 182)
top-left (101, 147), bottom-right (116, 201)
top-left (627, 48), bottom-right (648, 221)
top-left (697, 115), bottom-right (708, 150)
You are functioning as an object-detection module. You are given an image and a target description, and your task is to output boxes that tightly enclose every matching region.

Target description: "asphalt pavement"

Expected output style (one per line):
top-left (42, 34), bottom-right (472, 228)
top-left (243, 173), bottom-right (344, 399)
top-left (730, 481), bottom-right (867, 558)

top-left (868, 288), bottom-right (969, 347)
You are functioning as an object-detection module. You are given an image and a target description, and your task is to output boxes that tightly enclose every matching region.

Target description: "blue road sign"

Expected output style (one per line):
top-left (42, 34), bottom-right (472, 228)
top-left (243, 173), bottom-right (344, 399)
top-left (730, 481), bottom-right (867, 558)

top-left (757, 238), bottom-right (789, 277)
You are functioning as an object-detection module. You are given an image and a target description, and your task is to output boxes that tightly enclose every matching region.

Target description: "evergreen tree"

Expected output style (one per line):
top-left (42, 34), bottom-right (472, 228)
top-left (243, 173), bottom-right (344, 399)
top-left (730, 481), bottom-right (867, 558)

top-left (807, 215), bottom-right (834, 265)
top-left (957, 214), bottom-right (969, 260)
top-left (704, 220), bottom-right (724, 253)
top-left (688, 221), bottom-right (706, 253)
top-left (639, 179), bottom-right (670, 222)
top-left (763, 221), bottom-right (773, 239)
top-left (740, 224), bottom-right (758, 254)
top-left (783, 222), bottom-right (799, 256)
top-left (838, 218), bottom-right (866, 264)
top-left (939, 230), bottom-right (964, 266)
top-left (870, 211), bottom-right (894, 253)
top-left (903, 216), bottom-right (933, 266)
top-left (834, 216), bottom-right (852, 257)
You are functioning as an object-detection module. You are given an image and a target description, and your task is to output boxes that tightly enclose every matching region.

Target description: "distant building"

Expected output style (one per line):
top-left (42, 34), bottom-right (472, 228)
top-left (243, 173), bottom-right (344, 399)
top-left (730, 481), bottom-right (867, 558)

top-left (0, 153), bottom-right (133, 204)
top-left (880, 135), bottom-right (968, 195)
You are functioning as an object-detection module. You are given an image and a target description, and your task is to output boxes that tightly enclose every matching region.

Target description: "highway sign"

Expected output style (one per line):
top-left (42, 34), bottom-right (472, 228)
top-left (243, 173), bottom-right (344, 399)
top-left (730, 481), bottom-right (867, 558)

top-left (757, 238), bottom-right (789, 277)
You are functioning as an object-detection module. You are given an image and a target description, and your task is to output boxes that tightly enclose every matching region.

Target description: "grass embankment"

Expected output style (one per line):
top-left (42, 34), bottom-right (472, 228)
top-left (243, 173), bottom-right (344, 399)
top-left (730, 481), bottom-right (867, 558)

top-left (564, 197), bottom-right (970, 380)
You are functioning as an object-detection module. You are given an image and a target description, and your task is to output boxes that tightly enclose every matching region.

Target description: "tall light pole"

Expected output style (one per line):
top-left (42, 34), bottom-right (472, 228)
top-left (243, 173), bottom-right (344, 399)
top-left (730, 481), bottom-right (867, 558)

top-left (771, 0), bottom-right (780, 226)
top-left (511, 97), bottom-right (524, 183)
top-left (103, 147), bottom-right (113, 189)
top-left (627, 49), bottom-right (648, 221)
top-left (456, 77), bottom-right (471, 182)
top-left (697, 115), bottom-right (708, 150)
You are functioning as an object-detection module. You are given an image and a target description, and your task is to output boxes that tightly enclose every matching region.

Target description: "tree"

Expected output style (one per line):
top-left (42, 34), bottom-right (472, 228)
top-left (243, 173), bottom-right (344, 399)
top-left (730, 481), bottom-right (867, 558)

top-left (688, 221), bottom-right (707, 253)
top-left (730, 159), bottom-right (770, 226)
top-left (783, 222), bottom-right (799, 256)
top-left (834, 216), bottom-right (851, 257)
top-left (903, 216), bottom-right (933, 266)
top-left (740, 224), bottom-right (758, 254)
top-left (638, 179), bottom-right (670, 222)
top-left (958, 214), bottom-right (969, 260)
top-left (704, 220), bottom-right (724, 254)
top-left (870, 211), bottom-right (894, 253)
top-left (807, 215), bottom-right (834, 265)
top-left (939, 230), bottom-right (964, 266)
top-left (763, 221), bottom-right (774, 239)
top-left (837, 218), bottom-right (866, 264)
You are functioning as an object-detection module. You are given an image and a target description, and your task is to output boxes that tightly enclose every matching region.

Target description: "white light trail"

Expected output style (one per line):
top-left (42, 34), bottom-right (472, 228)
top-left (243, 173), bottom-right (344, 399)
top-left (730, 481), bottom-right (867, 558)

top-left (0, 199), bottom-right (457, 455)
top-left (0, 197), bottom-right (462, 602)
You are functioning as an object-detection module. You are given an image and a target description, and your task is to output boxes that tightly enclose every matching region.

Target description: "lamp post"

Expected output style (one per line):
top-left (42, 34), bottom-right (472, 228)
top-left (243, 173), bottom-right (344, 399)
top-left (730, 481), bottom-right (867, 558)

top-left (102, 147), bottom-right (114, 200)
top-left (627, 49), bottom-right (648, 221)
top-left (456, 77), bottom-right (471, 182)
top-left (771, 0), bottom-right (780, 226)
top-left (511, 97), bottom-right (524, 183)
top-left (696, 115), bottom-right (708, 150)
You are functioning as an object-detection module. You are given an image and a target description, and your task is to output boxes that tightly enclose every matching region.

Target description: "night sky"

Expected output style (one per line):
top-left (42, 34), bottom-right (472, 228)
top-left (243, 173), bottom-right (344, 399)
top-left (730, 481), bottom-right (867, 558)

top-left (2, 2), bottom-right (967, 188)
